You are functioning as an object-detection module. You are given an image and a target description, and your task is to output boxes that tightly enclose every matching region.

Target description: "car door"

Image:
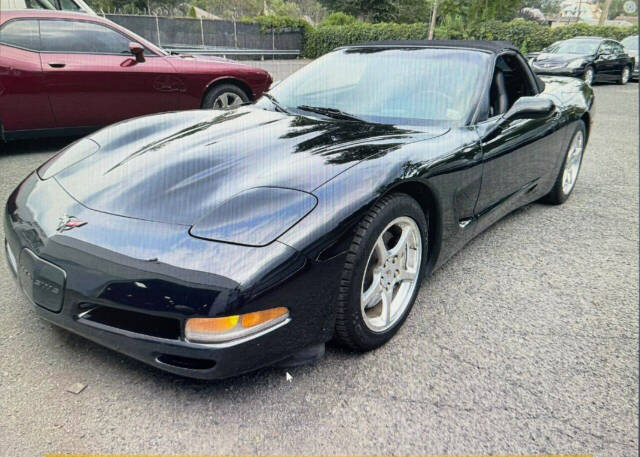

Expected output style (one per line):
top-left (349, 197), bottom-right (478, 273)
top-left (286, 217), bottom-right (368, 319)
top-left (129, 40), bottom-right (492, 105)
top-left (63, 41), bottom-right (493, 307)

top-left (473, 53), bottom-right (563, 226)
top-left (612, 41), bottom-right (629, 73)
top-left (594, 41), bottom-right (617, 78)
top-left (0, 18), bottom-right (56, 133)
top-left (39, 18), bottom-right (178, 128)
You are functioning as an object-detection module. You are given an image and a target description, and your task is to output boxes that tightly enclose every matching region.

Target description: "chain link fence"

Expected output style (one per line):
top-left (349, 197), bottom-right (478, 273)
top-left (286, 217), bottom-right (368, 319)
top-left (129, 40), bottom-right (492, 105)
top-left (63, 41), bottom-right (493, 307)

top-left (105, 14), bottom-right (303, 58)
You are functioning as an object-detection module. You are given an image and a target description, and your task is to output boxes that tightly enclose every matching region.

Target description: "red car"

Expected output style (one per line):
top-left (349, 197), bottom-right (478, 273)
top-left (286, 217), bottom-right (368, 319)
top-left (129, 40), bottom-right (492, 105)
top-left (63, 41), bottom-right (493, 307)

top-left (0, 10), bottom-right (273, 140)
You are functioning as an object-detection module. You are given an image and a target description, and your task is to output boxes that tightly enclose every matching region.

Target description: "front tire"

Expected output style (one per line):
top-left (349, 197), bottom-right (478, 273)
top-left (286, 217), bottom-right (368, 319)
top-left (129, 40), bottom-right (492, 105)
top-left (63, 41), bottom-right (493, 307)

top-left (618, 65), bottom-right (631, 85)
top-left (334, 193), bottom-right (428, 351)
top-left (543, 121), bottom-right (586, 205)
top-left (202, 84), bottom-right (249, 110)
top-left (583, 66), bottom-right (595, 86)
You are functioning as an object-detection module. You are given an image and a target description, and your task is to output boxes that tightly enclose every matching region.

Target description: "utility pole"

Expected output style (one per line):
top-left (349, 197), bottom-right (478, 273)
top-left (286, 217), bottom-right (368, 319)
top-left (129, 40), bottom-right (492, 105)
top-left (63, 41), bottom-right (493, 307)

top-left (428, 0), bottom-right (439, 40)
top-left (599, 0), bottom-right (613, 25)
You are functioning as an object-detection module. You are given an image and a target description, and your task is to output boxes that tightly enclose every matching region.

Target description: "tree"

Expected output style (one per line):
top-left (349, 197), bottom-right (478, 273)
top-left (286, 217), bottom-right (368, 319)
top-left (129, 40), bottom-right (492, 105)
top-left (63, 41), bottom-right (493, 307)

top-left (520, 0), bottom-right (561, 15)
top-left (317, 0), bottom-right (397, 22)
top-left (437, 0), bottom-right (522, 22)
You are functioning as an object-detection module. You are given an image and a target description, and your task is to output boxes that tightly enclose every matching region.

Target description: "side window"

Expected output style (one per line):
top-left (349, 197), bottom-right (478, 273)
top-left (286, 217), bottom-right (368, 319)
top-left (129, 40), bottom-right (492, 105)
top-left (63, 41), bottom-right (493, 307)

top-left (613, 42), bottom-right (625, 55)
top-left (600, 41), bottom-right (615, 54)
top-left (24, 0), bottom-right (57, 8)
top-left (40, 20), bottom-right (131, 54)
top-left (0, 19), bottom-right (40, 51)
top-left (487, 54), bottom-right (536, 118)
top-left (58, 0), bottom-right (82, 10)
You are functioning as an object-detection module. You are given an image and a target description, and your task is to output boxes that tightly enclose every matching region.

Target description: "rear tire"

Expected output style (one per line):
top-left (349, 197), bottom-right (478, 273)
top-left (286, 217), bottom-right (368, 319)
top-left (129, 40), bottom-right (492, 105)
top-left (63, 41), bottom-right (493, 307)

top-left (543, 121), bottom-right (586, 205)
top-left (618, 65), bottom-right (631, 85)
top-left (334, 193), bottom-right (428, 352)
top-left (202, 84), bottom-right (249, 110)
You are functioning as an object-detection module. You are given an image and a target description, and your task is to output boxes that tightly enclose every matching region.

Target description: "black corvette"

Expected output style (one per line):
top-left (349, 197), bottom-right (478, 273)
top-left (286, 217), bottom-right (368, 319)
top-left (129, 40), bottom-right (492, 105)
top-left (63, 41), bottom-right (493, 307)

top-left (5, 40), bottom-right (594, 379)
top-left (529, 36), bottom-right (634, 86)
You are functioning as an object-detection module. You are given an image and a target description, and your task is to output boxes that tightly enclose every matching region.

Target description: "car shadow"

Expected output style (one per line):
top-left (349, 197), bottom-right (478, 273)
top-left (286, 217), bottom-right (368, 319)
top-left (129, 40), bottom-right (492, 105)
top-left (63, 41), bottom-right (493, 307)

top-left (0, 137), bottom-right (78, 156)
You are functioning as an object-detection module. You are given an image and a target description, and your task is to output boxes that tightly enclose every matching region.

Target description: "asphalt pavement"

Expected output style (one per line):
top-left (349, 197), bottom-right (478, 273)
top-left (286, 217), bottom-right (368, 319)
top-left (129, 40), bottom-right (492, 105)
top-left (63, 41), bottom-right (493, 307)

top-left (0, 82), bottom-right (637, 456)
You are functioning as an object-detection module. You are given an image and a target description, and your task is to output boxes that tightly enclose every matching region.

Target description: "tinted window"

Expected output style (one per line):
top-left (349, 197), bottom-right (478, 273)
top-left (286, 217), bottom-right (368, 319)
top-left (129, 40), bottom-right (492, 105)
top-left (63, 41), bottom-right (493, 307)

top-left (612, 42), bottom-right (625, 54)
top-left (58, 0), bottom-right (82, 10)
top-left (599, 41), bottom-right (616, 54)
top-left (0, 19), bottom-right (40, 50)
top-left (40, 20), bottom-right (131, 54)
top-left (547, 39), bottom-right (600, 54)
top-left (266, 48), bottom-right (491, 126)
top-left (24, 0), bottom-right (57, 8)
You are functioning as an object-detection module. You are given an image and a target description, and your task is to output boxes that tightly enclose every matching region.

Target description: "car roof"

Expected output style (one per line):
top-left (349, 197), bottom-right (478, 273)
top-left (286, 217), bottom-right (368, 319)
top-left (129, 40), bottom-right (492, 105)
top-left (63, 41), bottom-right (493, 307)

top-left (342, 40), bottom-right (519, 54)
top-left (566, 36), bottom-right (606, 41)
top-left (0, 9), bottom-right (99, 23)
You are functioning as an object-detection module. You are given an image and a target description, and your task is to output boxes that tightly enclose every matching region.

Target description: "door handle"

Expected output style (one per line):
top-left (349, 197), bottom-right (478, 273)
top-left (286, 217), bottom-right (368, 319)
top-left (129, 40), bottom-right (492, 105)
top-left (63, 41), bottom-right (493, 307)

top-left (48, 62), bottom-right (66, 68)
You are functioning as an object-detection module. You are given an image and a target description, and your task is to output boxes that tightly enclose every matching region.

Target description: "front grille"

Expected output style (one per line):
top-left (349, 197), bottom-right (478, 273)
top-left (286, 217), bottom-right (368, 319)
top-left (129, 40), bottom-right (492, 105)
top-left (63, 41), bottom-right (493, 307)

top-left (78, 305), bottom-right (181, 340)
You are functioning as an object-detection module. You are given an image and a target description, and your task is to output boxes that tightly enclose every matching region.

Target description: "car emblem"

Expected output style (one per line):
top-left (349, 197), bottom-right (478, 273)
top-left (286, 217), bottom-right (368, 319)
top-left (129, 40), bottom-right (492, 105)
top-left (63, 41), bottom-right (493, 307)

top-left (57, 215), bottom-right (87, 232)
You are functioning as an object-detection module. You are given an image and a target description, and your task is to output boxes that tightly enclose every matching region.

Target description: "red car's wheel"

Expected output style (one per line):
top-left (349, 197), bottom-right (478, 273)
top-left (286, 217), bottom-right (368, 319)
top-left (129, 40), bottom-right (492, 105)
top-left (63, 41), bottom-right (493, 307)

top-left (202, 84), bottom-right (249, 110)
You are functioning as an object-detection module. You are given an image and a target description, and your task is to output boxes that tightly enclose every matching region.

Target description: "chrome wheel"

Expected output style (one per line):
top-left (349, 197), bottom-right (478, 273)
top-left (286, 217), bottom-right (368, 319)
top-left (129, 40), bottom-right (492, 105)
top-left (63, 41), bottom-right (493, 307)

top-left (562, 130), bottom-right (584, 195)
top-left (622, 67), bottom-right (630, 84)
top-left (360, 216), bottom-right (422, 332)
top-left (213, 92), bottom-right (243, 109)
top-left (584, 67), bottom-right (594, 86)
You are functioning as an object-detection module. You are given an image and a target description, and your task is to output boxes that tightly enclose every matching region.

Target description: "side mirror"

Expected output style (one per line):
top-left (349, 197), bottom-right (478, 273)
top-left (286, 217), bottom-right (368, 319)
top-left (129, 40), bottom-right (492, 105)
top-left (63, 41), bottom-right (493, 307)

top-left (129, 42), bottom-right (145, 63)
top-left (480, 97), bottom-right (555, 143)
top-left (503, 96), bottom-right (555, 122)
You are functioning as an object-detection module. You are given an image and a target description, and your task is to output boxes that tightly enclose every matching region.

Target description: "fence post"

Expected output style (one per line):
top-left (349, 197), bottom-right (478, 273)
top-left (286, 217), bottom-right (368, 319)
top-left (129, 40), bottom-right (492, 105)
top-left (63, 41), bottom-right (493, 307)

top-left (155, 15), bottom-right (161, 46)
top-left (200, 17), bottom-right (205, 47)
top-left (233, 20), bottom-right (238, 48)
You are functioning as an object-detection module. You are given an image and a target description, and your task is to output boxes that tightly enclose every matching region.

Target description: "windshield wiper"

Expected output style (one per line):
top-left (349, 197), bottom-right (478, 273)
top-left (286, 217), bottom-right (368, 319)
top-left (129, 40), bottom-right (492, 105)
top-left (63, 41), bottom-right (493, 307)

top-left (262, 93), bottom-right (291, 114)
top-left (296, 105), bottom-right (367, 123)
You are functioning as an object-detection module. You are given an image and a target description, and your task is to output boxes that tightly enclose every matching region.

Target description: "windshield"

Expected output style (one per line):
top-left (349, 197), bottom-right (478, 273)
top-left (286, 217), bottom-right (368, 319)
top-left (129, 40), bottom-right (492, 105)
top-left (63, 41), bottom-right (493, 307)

top-left (263, 47), bottom-right (491, 126)
top-left (622, 36), bottom-right (638, 51)
top-left (546, 40), bottom-right (600, 54)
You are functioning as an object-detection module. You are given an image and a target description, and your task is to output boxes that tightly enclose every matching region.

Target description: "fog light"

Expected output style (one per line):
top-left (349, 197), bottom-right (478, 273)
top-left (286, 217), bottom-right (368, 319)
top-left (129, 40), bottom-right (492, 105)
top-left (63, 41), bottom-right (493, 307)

top-left (185, 307), bottom-right (289, 343)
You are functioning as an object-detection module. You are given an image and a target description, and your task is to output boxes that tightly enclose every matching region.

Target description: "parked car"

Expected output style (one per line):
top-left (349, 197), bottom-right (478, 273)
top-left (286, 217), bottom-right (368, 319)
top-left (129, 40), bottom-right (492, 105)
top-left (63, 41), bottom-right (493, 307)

top-left (621, 35), bottom-right (639, 80)
top-left (1, 0), bottom-right (95, 14)
top-left (5, 40), bottom-right (594, 379)
top-left (529, 37), bottom-right (634, 85)
top-left (0, 10), bottom-right (272, 140)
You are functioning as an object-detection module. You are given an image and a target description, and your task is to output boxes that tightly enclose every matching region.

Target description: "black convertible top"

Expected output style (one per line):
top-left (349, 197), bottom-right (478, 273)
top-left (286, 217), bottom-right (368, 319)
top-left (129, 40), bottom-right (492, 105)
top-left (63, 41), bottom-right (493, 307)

top-left (346, 40), bottom-right (519, 54)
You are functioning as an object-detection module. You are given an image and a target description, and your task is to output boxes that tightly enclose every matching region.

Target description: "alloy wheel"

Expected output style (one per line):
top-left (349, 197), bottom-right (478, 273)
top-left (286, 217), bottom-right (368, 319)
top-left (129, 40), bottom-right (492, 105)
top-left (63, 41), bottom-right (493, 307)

top-left (622, 67), bottom-right (630, 84)
top-left (584, 68), bottom-right (594, 86)
top-left (360, 216), bottom-right (422, 332)
top-left (213, 92), bottom-right (244, 109)
top-left (562, 130), bottom-right (584, 195)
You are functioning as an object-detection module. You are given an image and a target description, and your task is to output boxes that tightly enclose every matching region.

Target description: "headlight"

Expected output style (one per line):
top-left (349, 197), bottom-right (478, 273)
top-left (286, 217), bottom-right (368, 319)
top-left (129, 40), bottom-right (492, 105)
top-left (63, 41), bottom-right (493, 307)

top-left (567, 59), bottom-right (586, 69)
top-left (190, 187), bottom-right (317, 247)
top-left (185, 307), bottom-right (289, 343)
top-left (37, 138), bottom-right (100, 180)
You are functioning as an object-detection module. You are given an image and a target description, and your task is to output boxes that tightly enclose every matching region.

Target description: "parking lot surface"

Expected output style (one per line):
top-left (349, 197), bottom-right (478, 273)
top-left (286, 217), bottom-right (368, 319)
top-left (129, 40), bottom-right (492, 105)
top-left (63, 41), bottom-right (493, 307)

top-left (0, 82), bottom-right (637, 456)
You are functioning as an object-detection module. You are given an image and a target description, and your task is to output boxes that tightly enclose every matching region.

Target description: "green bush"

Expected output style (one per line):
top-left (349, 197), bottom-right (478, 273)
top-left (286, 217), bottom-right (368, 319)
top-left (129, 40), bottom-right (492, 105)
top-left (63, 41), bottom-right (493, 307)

top-left (321, 12), bottom-right (360, 26)
top-left (302, 18), bottom-right (638, 58)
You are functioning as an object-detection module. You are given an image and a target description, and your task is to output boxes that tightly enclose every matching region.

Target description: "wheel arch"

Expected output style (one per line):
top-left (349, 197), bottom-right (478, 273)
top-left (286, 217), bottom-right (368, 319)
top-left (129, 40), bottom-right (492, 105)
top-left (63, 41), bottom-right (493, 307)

top-left (201, 77), bottom-right (254, 108)
top-left (382, 180), bottom-right (443, 276)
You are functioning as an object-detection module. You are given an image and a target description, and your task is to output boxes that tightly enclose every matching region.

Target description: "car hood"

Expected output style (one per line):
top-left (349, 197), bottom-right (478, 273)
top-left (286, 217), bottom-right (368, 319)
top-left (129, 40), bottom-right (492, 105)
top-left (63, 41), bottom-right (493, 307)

top-left (534, 53), bottom-right (591, 64)
top-left (54, 107), bottom-right (447, 226)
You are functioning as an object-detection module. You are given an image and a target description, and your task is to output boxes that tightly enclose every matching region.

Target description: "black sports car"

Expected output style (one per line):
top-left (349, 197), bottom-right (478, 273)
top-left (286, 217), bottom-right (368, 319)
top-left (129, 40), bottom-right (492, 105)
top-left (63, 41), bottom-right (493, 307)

top-left (529, 36), bottom-right (634, 86)
top-left (5, 40), bottom-right (594, 379)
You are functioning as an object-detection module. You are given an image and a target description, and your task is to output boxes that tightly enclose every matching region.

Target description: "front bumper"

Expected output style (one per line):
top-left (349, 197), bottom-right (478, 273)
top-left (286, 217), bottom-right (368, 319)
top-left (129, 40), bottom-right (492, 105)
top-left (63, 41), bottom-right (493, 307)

top-left (5, 173), bottom-right (341, 379)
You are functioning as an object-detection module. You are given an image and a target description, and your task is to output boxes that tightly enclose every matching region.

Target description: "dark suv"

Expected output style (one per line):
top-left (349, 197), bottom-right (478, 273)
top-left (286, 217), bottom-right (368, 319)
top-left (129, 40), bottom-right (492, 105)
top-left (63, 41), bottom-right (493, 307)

top-left (529, 37), bottom-right (634, 86)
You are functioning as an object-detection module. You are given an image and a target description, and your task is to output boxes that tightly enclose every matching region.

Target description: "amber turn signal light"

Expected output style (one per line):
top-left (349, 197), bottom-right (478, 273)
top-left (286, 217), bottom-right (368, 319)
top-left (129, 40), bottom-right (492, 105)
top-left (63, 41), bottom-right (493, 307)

top-left (185, 307), bottom-right (289, 343)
